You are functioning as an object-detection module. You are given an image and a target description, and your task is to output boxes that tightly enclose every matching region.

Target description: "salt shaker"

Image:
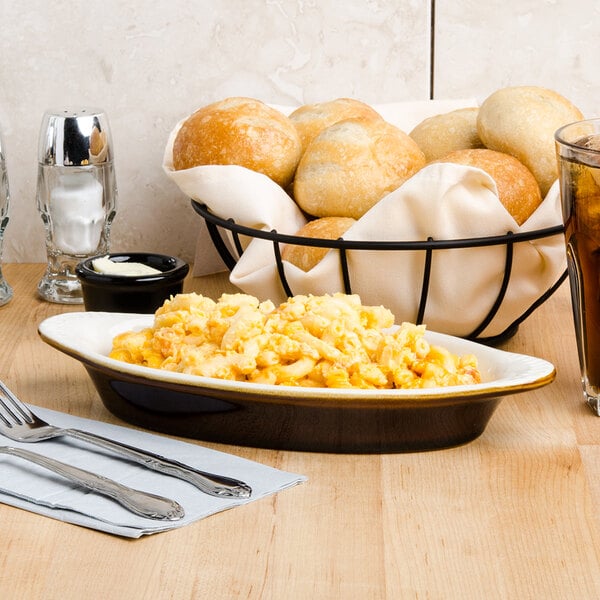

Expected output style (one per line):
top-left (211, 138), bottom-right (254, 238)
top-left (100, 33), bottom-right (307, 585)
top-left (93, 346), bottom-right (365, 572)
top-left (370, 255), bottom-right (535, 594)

top-left (37, 108), bottom-right (117, 303)
top-left (0, 130), bottom-right (13, 306)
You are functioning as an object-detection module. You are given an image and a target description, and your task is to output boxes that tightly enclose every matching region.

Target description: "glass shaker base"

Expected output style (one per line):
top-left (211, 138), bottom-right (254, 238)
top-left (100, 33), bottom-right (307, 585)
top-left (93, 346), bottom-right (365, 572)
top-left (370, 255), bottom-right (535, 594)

top-left (37, 274), bottom-right (83, 304)
top-left (0, 279), bottom-right (12, 306)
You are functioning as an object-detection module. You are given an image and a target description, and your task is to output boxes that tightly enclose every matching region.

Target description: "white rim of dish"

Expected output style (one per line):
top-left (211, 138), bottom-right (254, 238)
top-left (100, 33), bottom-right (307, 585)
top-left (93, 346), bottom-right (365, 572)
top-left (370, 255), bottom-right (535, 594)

top-left (38, 311), bottom-right (556, 402)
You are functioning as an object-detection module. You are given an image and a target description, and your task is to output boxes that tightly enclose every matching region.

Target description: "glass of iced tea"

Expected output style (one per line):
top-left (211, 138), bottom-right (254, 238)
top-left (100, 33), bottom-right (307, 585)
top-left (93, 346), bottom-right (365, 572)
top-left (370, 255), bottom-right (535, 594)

top-left (556, 119), bottom-right (600, 415)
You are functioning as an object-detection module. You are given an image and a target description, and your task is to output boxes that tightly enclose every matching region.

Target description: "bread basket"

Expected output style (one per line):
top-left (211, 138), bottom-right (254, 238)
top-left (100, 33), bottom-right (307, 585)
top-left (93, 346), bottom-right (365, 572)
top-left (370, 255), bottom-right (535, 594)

top-left (191, 200), bottom-right (566, 345)
top-left (163, 100), bottom-right (568, 344)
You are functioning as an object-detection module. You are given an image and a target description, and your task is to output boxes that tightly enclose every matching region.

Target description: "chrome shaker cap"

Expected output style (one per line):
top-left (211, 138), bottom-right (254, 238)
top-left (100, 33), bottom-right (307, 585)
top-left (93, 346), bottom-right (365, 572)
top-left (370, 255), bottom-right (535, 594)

top-left (38, 107), bottom-right (113, 166)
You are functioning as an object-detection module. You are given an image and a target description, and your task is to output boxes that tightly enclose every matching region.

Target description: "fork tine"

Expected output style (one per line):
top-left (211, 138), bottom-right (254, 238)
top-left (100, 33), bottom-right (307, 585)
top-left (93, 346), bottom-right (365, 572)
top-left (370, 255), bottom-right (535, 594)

top-left (0, 380), bottom-right (33, 425)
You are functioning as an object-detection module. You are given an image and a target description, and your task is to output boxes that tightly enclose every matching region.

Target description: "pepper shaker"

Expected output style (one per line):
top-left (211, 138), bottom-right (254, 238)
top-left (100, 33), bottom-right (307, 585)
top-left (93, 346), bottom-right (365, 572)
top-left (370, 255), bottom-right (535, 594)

top-left (36, 108), bottom-right (117, 303)
top-left (0, 130), bottom-right (12, 306)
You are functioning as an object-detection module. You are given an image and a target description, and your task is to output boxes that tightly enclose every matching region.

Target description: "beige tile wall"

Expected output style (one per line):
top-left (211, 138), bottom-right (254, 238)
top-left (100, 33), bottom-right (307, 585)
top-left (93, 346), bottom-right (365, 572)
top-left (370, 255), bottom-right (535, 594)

top-left (434, 1), bottom-right (599, 114)
top-left (0, 0), bottom-right (596, 263)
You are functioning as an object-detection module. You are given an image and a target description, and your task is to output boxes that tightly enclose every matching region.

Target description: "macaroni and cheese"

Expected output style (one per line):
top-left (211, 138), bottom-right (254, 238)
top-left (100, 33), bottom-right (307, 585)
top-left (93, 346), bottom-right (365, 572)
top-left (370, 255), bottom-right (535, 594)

top-left (109, 292), bottom-right (481, 389)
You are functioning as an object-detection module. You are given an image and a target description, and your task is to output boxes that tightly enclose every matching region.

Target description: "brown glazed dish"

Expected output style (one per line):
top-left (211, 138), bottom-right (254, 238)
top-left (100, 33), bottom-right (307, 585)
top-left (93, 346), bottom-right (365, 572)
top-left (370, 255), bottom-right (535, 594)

top-left (38, 312), bottom-right (556, 453)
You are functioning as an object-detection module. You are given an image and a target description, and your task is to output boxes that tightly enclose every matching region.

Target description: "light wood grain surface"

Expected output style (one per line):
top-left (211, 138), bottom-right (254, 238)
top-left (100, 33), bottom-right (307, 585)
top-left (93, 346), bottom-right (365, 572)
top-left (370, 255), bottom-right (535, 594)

top-left (1, 264), bottom-right (599, 600)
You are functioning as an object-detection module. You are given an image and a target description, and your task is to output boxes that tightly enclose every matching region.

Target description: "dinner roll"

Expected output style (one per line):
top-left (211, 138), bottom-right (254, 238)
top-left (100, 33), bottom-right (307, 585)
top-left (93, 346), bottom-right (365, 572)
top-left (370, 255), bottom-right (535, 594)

top-left (477, 86), bottom-right (584, 196)
top-left (289, 98), bottom-right (383, 154)
top-left (409, 107), bottom-right (484, 162)
top-left (282, 217), bottom-right (356, 271)
top-left (438, 148), bottom-right (542, 225)
top-left (293, 117), bottom-right (426, 219)
top-left (172, 97), bottom-right (302, 188)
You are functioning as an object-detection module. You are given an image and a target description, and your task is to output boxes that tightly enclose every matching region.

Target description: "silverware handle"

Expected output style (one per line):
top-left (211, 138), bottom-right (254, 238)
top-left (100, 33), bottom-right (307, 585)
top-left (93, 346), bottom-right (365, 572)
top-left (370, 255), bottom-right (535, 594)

top-left (65, 429), bottom-right (252, 499)
top-left (0, 446), bottom-right (184, 521)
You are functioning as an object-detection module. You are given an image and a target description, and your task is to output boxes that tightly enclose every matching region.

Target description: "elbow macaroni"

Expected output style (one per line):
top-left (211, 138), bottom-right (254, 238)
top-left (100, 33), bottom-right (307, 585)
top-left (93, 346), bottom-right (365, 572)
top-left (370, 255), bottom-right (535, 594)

top-left (109, 292), bottom-right (481, 389)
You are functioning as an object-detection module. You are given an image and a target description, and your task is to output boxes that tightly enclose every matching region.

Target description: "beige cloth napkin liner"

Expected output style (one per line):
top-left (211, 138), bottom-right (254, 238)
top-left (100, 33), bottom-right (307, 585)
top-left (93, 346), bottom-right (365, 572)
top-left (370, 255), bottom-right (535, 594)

top-left (163, 99), bottom-right (566, 338)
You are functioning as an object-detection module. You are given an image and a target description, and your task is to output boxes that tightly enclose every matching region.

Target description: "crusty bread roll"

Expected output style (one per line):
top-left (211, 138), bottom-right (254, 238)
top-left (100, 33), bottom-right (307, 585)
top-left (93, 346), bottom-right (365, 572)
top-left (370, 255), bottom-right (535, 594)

top-left (477, 86), bottom-right (584, 197)
top-left (172, 97), bottom-right (302, 188)
top-left (409, 107), bottom-right (484, 162)
top-left (438, 148), bottom-right (542, 225)
top-left (289, 98), bottom-right (383, 154)
top-left (293, 117), bottom-right (426, 219)
top-left (282, 217), bottom-right (356, 271)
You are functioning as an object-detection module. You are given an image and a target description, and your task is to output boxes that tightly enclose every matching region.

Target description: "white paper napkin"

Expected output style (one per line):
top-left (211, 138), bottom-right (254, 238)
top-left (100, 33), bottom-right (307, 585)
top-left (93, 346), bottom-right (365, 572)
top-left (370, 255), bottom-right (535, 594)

top-left (0, 405), bottom-right (306, 538)
top-left (163, 99), bottom-right (566, 338)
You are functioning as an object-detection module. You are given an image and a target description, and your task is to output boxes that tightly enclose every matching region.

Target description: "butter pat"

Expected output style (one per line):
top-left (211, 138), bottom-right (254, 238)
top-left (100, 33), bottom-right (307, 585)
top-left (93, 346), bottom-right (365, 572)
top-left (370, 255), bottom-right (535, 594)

top-left (91, 256), bottom-right (162, 276)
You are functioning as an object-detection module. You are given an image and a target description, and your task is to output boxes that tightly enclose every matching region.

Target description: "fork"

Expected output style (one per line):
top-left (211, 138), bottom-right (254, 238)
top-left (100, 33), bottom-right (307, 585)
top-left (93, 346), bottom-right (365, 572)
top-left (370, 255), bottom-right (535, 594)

top-left (0, 445), bottom-right (185, 520)
top-left (0, 381), bottom-right (252, 499)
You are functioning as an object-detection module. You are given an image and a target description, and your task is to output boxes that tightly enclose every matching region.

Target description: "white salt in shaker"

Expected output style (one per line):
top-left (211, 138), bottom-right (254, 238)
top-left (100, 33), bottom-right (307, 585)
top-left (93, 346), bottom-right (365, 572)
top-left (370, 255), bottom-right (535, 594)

top-left (0, 130), bottom-right (13, 306)
top-left (37, 108), bottom-right (117, 303)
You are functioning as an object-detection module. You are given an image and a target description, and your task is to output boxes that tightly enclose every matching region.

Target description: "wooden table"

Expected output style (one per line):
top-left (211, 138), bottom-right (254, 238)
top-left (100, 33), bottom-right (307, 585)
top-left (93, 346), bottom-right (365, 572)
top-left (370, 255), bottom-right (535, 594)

top-left (1, 263), bottom-right (599, 599)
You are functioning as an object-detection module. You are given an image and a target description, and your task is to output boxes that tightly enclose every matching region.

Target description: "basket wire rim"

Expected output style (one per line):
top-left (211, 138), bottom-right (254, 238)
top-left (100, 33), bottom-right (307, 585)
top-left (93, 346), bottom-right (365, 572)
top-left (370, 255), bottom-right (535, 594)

top-left (192, 201), bottom-right (567, 345)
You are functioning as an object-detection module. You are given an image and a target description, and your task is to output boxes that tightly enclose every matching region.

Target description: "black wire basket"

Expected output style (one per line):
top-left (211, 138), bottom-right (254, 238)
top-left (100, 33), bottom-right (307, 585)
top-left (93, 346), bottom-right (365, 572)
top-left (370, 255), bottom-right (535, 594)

top-left (192, 200), bottom-right (567, 345)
